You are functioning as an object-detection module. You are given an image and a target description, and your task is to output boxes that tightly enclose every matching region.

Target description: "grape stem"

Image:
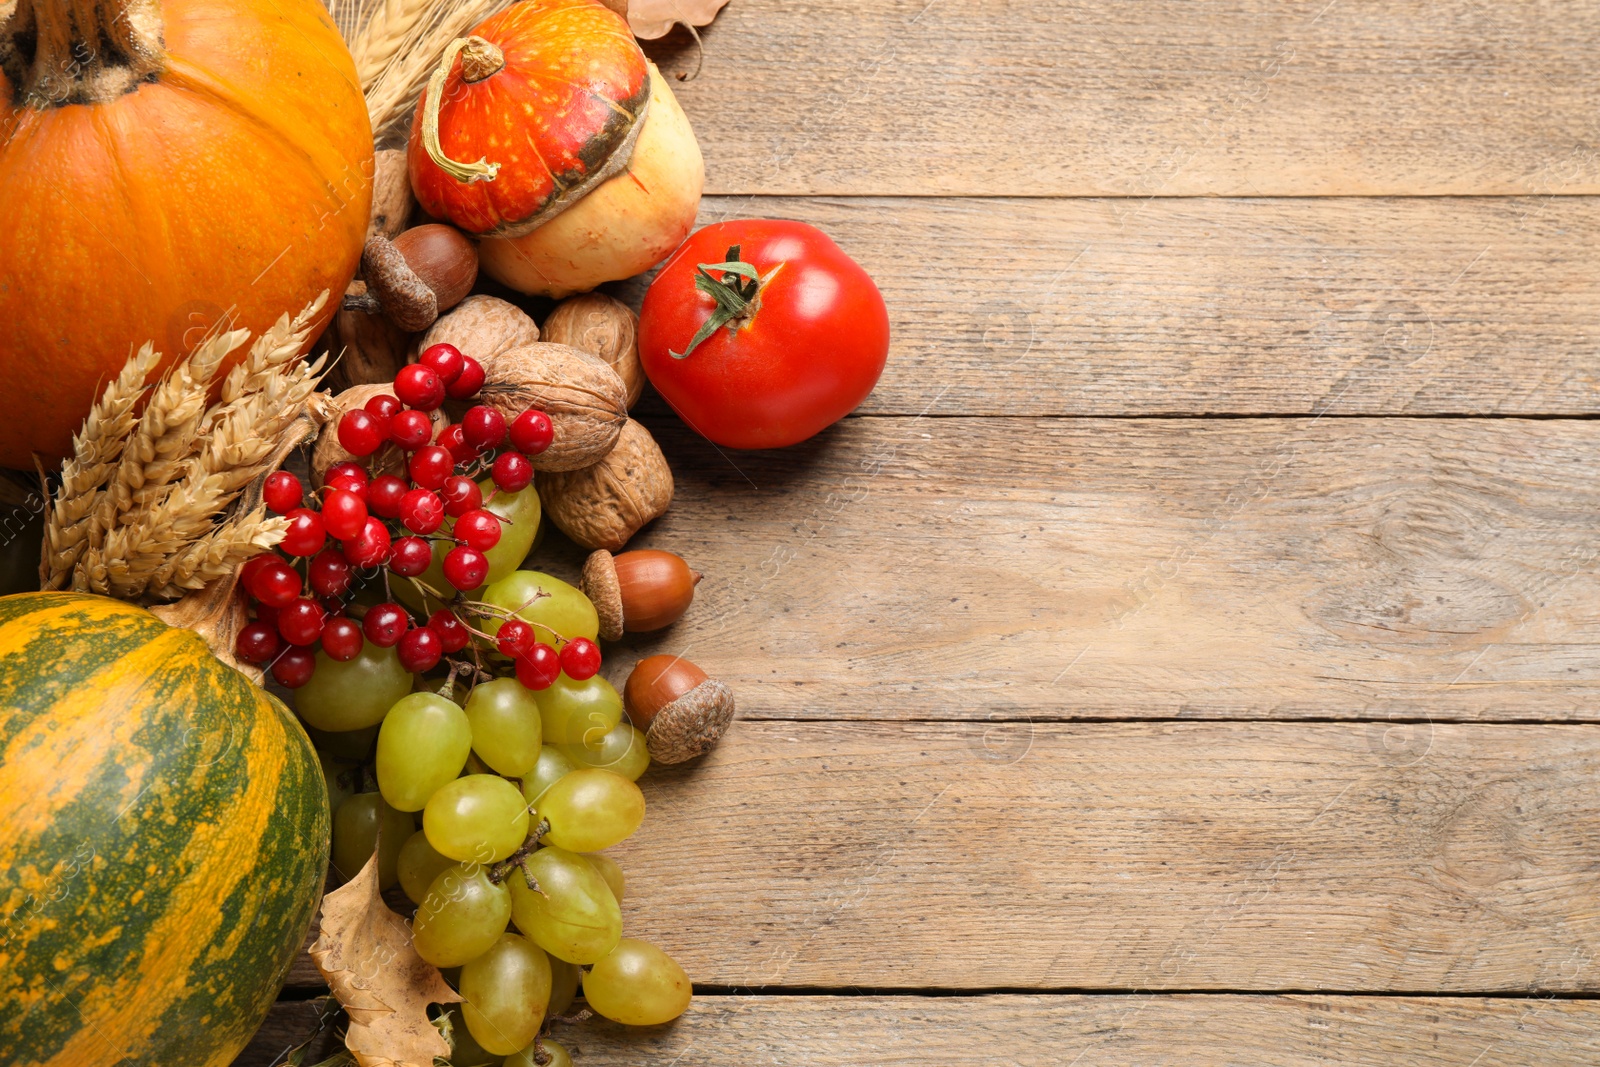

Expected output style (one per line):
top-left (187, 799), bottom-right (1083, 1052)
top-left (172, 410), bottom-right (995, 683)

top-left (459, 591), bottom-right (570, 645)
top-left (545, 1007), bottom-right (593, 1028)
top-left (485, 820), bottom-right (548, 885)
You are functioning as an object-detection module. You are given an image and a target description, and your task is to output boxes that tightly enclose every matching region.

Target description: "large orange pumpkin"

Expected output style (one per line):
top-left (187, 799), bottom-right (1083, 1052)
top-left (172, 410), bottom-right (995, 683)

top-left (0, 0), bottom-right (373, 469)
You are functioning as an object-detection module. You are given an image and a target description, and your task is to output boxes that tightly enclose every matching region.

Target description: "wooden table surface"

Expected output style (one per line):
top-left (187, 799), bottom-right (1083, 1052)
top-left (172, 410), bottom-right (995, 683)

top-left (241, 1), bottom-right (1600, 1063)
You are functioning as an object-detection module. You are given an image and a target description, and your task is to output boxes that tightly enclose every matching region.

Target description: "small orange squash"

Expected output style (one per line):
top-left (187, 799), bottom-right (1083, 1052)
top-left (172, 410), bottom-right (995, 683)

top-left (0, 0), bottom-right (373, 468)
top-left (409, 0), bottom-right (702, 298)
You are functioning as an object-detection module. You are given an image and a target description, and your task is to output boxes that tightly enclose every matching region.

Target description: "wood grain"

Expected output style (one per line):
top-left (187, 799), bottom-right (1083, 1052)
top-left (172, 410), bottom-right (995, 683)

top-left (282, 721), bottom-right (1600, 995)
top-left (598, 722), bottom-right (1600, 992)
top-left (563, 995), bottom-right (1600, 1066)
top-left (577, 415), bottom-right (1600, 723)
top-left (237, 993), bottom-right (1600, 1066)
top-left (647, 0), bottom-right (1600, 197)
top-left (653, 195), bottom-right (1600, 417)
top-left (232, 998), bottom-right (342, 1067)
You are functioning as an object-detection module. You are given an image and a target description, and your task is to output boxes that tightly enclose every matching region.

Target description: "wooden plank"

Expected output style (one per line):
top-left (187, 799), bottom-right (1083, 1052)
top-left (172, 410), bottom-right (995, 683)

top-left (648, 0), bottom-right (1600, 197)
top-left (590, 416), bottom-right (1600, 722)
top-left (238, 993), bottom-right (1600, 1066)
top-left (563, 995), bottom-right (1600, 1066)
top-left (654, 195), bottom-right (1600, 417)
top-left (280, 722), bottom-right (1600, 994)
top-left (233, 998), bottom-right (342, 1067)
top-left (600, 722), bottom-right (1600, 991)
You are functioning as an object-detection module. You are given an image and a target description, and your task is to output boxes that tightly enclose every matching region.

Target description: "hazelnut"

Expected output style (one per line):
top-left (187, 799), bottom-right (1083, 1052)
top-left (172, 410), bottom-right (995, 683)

top-left (624, 654), bottom-right (734, 764)
top-left (541, 293), bottom-right (645, 408)
top-left (363, 224), bottom-right (479, 331)
top-left (582, 549), bottom-right (701, 641)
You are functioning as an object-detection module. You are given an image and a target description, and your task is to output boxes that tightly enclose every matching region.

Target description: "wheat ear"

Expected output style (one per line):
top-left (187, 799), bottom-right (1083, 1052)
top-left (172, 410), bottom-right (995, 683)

top-left (40, 344), bottom-right (162, 591)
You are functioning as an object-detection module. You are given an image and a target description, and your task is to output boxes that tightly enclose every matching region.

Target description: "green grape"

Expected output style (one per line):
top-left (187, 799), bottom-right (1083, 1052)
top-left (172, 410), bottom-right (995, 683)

top-left (464, 678), bottom-right (542, 776)
top-left (505, 1038), bottom-right (571, 1067)
top-left (459, 932), bottom-right (552, 1055)
top-left (376, 693), bottom-right (472, 812)
top-left (296, 640), bottom-right (415, 731)
top-left (559, 720), bottom-right (649, 781)
top-left (546, 957), bottom-right (579, 1016)
top-left (520, 746), bottom-right (575, 807)
top-left (581, 938), bottom-right (692, 1026)
top-left (480, 570), bottom-right (599, 649)
top-left (506, 846), bottom-right (621, 964)
top-left (397, 483), bottom-right (542, 615)
top-left (583, 852), bottom-right (625, 903)
top-left (424, 774), bottom-right (530, 863)
top-left (475, 481), bottom-right (542, 588)
top-left (533, 674), bottom-right (622, 746)
top-left (306, 723), bottom-right (379, 761)
top-left (396, 829), bottom-right (456, 905)
top-left (330, 793), bottom-right (413, 888)
top-left (538, 768), bottom-right (644, 852)
top-left (412, 862), bottom-right (513, 968)
top-left (319, 752), bottom-right (361, 817)
top-left (437, 1008), bottom-right (501, 1067)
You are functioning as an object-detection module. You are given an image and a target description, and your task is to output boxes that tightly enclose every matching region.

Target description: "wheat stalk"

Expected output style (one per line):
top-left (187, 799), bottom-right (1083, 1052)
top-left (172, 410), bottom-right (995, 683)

top-left (349, 0), bottom-right (438, 89)
top-left (144, 509), bottom-right (291, 601)
top-left (48, 293), bottom-right (332, 602)
top-left (40, 343), bottom-right (162, 591)
top-left (88, 298), bottom-right (330, 598)
top-left (102, 327), bottom-right (249, 520)
top-left (361, 0), bottom-right (511, 137)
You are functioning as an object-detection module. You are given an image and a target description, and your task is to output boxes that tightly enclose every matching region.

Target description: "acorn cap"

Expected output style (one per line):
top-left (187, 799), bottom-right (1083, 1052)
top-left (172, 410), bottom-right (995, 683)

top-left (581, 549), bottom-right (624, 641)
top-left (361, 233), bottom-right (438, 332)
top-left (645, 678), bottom-right (735, 764)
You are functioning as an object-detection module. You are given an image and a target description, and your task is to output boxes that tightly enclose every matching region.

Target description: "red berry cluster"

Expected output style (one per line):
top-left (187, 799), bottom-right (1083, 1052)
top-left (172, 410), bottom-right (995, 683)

top-left (234, 343), bottom-right (561, 690)
top-left (492, 620), bottom-right (602, 690)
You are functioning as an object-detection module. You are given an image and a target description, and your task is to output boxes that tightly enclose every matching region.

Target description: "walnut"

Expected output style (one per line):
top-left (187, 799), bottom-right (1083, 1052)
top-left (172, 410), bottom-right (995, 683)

top-left (417, 295), bottom-right (540, 363)
top-left (326, 283), bottom-right (409, 391)
top-left (367, 148), bottom-right (414, 240)
top-left (311, 384), bottom-right (446, 485)
top-left (535, 419), bottom-right (673, 551)
top-left (540, 293), bottom-right (645, 408)
top-left (477, 343), bottom-right (628, 472)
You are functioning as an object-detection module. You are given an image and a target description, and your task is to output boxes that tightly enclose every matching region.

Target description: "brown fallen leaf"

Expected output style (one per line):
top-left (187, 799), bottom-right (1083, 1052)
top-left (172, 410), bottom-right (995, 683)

top-left (309, 850), bottom-right (460, 1067)
top-left (626, 0), bottom-right (730, 40)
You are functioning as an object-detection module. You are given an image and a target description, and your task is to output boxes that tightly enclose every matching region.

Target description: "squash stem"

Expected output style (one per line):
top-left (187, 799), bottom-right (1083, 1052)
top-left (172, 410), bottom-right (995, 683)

top-left (1, 0), bottom-right (166, 108)
top-left (421, 37), bottom-right (503, 185)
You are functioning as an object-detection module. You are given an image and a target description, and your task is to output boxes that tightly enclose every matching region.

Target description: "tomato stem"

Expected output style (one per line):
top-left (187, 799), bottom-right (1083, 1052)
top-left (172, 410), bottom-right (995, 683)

top-left (670, 245), bottom-right (783, 359)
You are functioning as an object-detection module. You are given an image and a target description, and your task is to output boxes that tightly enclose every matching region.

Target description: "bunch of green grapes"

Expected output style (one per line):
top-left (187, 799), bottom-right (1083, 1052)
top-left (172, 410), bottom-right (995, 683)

top-left (312, 567), bottom-right (691, 1062)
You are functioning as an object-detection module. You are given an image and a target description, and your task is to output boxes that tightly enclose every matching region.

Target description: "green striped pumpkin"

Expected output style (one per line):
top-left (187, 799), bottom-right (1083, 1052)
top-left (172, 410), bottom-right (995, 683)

top-left (0, 592), bottom-right (329, 1067)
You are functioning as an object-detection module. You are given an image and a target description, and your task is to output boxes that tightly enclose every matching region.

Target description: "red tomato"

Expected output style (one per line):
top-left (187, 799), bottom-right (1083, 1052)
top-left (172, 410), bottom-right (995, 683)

top-left (638, 220), bottom-right (889, 449)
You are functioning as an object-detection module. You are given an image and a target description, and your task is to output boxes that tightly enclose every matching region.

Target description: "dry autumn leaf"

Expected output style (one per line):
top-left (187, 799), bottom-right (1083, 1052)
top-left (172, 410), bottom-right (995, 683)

top-left (309, 849), bottom-right (460, 1067)
top-left (625, 0), bottom-right (730, 40)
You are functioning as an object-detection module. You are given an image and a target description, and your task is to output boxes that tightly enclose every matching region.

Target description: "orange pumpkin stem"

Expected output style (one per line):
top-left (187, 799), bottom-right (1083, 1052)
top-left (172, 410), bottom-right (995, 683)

top-left (421, 36), bottom-right (503, 186)
top-left (0, 0), bottom-right (166, 108)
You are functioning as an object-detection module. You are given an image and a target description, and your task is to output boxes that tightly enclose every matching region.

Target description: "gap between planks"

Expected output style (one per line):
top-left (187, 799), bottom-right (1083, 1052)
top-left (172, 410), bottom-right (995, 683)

top-left (239, 992), bottom-right (1600, 1066)
top-left (606, 195), bottom-right (1600, 418)
top-left (282, 721), bottom-right (1600, 994)
top-left (642, 0), bottom-right (1600, 198)
top-left (576, 415), bottom-right (1600, 723)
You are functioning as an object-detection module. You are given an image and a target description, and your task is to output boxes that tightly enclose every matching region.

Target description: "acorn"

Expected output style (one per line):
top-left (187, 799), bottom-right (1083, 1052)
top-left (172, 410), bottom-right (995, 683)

top-left (624, 654), bottom-right (734, 764)
top-left (360, 223), bottom-right (479, 331)
top-left (581, 549), bottom-right (700, 642)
